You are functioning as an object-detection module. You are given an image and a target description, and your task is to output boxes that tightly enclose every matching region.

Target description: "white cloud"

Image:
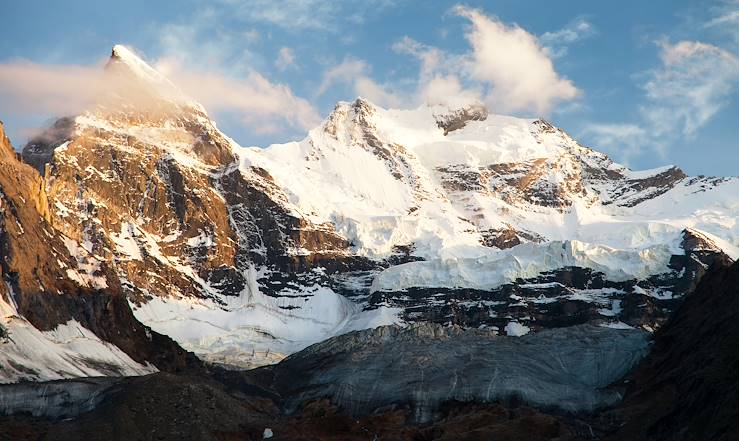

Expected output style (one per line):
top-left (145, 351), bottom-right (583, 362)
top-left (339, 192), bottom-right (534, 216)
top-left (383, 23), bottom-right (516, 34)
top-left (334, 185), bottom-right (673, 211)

top-left (316, 8), bottom-right (580, 115)
top-left (454, 5), bottom-right (580, 115)
top-left (583, 39), bottom-right (739, 162)
top-left (420, 74), bottom-right (480, 107)
top-left (317, 58), bottom-right (403, 108)
top-left (275, 47), bottom-right (296, 71)
top-left (386, 9), bottom-right (582, 113)
top-left (643, 40), bottom-right (739, 137)
top-left (215, 0), bottom-right (402, 32)
top-left (540, 17), bottom-right (596, 58)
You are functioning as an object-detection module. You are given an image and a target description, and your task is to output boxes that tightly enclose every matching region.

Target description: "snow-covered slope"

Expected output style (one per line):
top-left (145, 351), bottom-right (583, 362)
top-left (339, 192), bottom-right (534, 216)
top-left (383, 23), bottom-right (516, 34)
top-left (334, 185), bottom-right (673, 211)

top-left (0, 293), bottom-right (155, 383)
top-left (240, 98), bottom-right (737, 285)
top-left (242, 98), bottom-right (738, 262)
top-left (238, 97), bottom-right (737, 336)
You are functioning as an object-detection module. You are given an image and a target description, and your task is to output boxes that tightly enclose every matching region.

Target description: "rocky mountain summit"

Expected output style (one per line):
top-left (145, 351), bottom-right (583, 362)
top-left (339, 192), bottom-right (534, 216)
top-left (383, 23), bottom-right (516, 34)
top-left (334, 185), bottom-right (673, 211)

top-left (0, 45), bottom-right (737, 379)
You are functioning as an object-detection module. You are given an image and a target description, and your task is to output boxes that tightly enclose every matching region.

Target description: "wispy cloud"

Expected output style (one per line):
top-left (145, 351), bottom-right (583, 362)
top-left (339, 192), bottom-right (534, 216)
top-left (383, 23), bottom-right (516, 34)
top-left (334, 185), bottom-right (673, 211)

top-left (275, 47), bottom-right (297, 71)
top-left (643, 40), bottom-right (739, 137)
top-left (163, 62), bottom-right (321, 134)
top-left (0, 45), bottom-right (321, 138)
top-left (704, 0), bottom-right (739, 45)
top-left (581, 124), bottom-right (647, 165)
top-left (214, 0), bottom-right (403, 32)
top-left (148, 9), bottom-right (321, 135)
top-left (0, 62), bottom-right (105, 117)
top-left (316, 58), bottom-right (403, 108)
top-left (584, 39), bottom-right (739, 163)
top-left (540, 17), bottom-right (596, 58)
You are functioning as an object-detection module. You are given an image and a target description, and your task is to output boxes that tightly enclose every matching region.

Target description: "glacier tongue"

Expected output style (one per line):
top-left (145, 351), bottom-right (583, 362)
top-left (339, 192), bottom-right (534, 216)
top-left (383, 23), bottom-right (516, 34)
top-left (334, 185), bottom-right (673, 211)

top-left (370, 239), bottom-right (680, 293)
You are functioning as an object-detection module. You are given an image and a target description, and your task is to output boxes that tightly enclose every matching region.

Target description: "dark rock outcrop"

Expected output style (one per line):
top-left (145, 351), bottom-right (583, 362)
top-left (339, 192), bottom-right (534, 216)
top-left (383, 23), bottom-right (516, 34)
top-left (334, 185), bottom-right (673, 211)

top-left (434, 103), bottom-right (488, 135)
top-left (600, 257), bottom-right (739, 441)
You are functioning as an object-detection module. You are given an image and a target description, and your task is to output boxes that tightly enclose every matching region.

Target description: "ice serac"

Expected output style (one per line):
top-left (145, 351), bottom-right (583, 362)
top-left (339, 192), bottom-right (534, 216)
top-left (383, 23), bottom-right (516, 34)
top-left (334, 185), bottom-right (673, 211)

top-left (15, 45), bottom-right (739, 371)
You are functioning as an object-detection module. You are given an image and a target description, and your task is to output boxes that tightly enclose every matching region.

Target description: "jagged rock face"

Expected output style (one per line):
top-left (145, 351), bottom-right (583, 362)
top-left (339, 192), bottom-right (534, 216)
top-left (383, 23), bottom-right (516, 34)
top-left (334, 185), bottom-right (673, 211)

top-left (369, 229), bottom-right (730, 333)
top-left (0, 122), bottom-right (71, 306)
top-left (23, 53), bottom-right (358, 305)
top-left (434, 102), bottom-right (488, 134)
top-left (33, 120), bottom-right (242, 301)
top-left (0, 121), bottom-right (197, 382)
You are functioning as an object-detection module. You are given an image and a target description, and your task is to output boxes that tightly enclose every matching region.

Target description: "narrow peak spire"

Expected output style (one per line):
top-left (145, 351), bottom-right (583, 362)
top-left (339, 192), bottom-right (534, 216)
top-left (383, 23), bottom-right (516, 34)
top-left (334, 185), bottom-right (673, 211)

top-left (107, 44), bottom-right (174, 90)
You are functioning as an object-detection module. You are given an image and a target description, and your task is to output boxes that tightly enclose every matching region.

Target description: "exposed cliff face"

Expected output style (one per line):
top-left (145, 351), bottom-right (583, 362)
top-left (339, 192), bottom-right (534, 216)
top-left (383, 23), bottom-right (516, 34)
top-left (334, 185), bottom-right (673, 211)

top-left (21, 46), bottom-right (363, 307)
top-left (0, 121), bottom-right (197, 383)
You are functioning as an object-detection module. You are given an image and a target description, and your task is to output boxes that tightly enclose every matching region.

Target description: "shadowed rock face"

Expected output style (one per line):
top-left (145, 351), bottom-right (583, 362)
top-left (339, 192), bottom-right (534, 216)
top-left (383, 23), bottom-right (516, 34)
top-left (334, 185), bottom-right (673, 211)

top-left (255, 323), bottom-right (649, 422)
top-left (599, 258), bottom-right (739, 441)
top-left (0, 378), bottom-right (120, 419)
top-left (0, 373), bottom-right (574, 441)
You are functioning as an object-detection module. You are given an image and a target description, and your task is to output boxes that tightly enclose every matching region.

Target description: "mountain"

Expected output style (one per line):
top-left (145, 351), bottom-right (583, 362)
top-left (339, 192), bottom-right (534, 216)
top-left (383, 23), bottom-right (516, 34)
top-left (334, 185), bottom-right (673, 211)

top-left (2, 45), bottom-right (738, 378)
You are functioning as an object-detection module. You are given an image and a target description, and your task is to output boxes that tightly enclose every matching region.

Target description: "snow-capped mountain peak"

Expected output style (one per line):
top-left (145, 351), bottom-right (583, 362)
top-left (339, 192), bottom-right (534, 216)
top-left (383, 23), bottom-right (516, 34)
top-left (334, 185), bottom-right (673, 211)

top-left (23, 45), bottom-right (236, 171)
top-left (107, 44), bottom-right (177, 92)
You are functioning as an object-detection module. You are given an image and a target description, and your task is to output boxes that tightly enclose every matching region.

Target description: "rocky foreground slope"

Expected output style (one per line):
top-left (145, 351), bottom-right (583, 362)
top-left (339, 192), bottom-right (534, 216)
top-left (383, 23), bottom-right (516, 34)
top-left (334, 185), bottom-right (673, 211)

top-left (0, 45), bottom-right (737, 377)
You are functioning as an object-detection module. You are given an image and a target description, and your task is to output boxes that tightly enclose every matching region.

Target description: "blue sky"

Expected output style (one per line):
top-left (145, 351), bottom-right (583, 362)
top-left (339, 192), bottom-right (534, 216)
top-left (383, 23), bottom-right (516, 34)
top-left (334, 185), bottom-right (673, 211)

top-left (1, 0), bottom-right (737, 175)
